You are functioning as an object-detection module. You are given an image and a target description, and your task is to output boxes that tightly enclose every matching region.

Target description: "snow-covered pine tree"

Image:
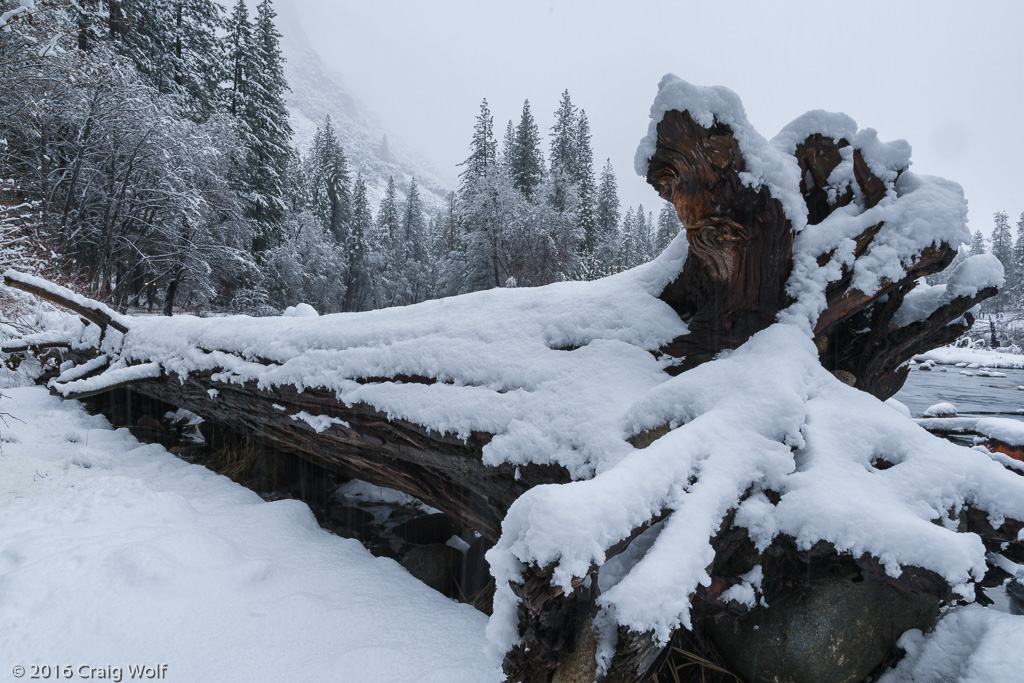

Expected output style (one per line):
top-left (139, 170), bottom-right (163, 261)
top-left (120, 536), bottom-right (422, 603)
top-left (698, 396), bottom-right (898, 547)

top-left (370, 176), bottom-right (402, 306)
top-left (308, 115), bottom-right (351, 244)
top-left (105, 0), bottom-right (176, 95)
top-left (282, 148), bottom-right (309, 212)
top-left (655, 201), bottom-right (684, 253)
top-left (574, 110), bottom-right (597, 256)
top-left (969, 228), bottom-right (987, 256)
top-left (223, 0), bottom-right (253, 118)
top-left (1014, 212), bottom-right (1024, 309)
top-left (636, 206), bottom-right (654, 266)
top-left (168, 0), bottom-right (225, 121)
top-left (619, 206), bottom-right (635, 270)
top-left (508, 100), bottom-right (545, 201)
top-left (458, 99), bottom-right (502, 291)
top-left (401, 177), bottom-right (429, 305)
top-left (344, 174), bottom-right (372, 311)
top-left (595, 158), bottom-right (621, 272)
top-left (501, 120), bottom-right (515, 172)
top-left (991, 211), bottom-right (1014, 312)
top-left (430, 191), bottom-right (465, 298)
top-left (243, 0), bottom-right (292, 252)
top-left (548, 89), bottom-right (577, 211)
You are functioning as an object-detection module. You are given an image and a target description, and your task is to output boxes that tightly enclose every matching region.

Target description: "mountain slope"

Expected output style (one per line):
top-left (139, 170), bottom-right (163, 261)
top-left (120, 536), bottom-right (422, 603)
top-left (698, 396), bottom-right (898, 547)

top-left (275, 0), bottom-right (453, 213)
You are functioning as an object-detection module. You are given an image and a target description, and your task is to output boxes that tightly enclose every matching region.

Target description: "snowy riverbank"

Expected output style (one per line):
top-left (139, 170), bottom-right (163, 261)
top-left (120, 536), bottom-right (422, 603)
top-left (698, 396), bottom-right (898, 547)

top-left (914, 346), bottom-right (1024, 370)
top-left (0, 386), bottom-right (500, 682)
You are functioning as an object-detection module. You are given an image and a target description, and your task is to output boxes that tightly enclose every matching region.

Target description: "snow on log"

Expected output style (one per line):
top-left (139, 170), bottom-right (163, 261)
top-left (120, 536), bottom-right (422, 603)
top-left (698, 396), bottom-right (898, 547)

top-left (637, 75), bottom-right (998, 398)
top-left (4, 77), bottom-right (1023, 683)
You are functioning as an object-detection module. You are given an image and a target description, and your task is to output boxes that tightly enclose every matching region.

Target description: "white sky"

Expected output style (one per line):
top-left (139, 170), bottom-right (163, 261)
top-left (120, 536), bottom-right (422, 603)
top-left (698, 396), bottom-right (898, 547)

top-left (288, 0), bottom-right (1023, 238)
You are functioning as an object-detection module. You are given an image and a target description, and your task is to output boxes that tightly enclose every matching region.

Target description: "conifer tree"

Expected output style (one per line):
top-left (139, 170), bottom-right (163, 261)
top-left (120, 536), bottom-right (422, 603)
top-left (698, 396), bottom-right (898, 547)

top-left (243, 0), bottom-right (293, 251)
top-left (574, 110), bottom-right (596, 254)
top-left (344, 174), bottom-right (372, 311)
top-left (107, 1), bottom-right (176, 94)
top-left (501, 120), bottom-right (515, 172)
top-left (308, 116), bottom-right (350, 243)
top-left (401, 177), bottom-right (428, 304)
top-left (508, 100), bottom-right (545, 201)
top-left (1014, 212), bottom-right (1024, 308)
top-left (620, 207), bottom-right (635, 270)
top-left (990, 212), bottom-right (1015, 313)
top-left (969, 229), bottom-right (987, 257)
top-left (595, 158), bottom-right (621, 270)
top-left (655, 202), bottom-right (683, 253)
top-left (223, 0), bottom-right (252, 117)
top-left (548, 89), bottom-right (577, 211)
top-left (459, 99), bottom-right (501, 291)
top-left (169, 0), bottom-right (225, 120)
top-left (371, 176), bottom-right (402, 306)
top-left (460, 99), bottom-right (498, 183)
top-left (282, 148), bottom-right (309, 212)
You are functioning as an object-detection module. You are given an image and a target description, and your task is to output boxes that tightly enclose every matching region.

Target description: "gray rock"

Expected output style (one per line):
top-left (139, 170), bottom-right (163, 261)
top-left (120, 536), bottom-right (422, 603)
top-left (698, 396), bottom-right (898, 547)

top-left (706, 570), bottom-right (940, 683)
top-left (400, 543), bottom-right (463, 598)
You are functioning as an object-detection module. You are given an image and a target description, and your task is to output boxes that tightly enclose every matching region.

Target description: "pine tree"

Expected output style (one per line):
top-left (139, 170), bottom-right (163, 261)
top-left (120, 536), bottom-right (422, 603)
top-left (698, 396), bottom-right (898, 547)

top-left (574, 110), bottom-right (596, 254)
top-left (991, 211), bottom-right (1014, 312)
top-left (548, 89), bottom-right (577, 211)
top-left (501, 120), bottom-right (515, 172)
top-left (308, 116), bottom-right (350, 243)
top-left (169, 0), bottom-right (225, 120)
top-left (620, 207), bottom-right (635, 270)
top-left (1014, 212), bottom-right (1024, 308)
top-left (459, 99), bottom-right (498, 184)
top-left (458, 99), bottom-right (501, 291)
top-left (371, 176), bottom-right (402, 306)
top-left (344, 174), bottom-right (372, 311)
top-left (223, 0), bottom-right (253, 118)
top-left (401, 176), bottom-right (428, 304)
top-left (969, 229), bottom-right (987, 256)
top-left (243, 0), bottom-right (293, 251)
top-left (107, 1), bottom-right (176, 95)
top-left (595, 158), bottom-right (621, 270)
top-left (655, 202), bottom-right (683, 253)
top-left (282, 148), bottom-right (308, 212)
top-left (508, 100), bottom-right (545, 201)
top-left (549, 89), bottom-right (577, 176)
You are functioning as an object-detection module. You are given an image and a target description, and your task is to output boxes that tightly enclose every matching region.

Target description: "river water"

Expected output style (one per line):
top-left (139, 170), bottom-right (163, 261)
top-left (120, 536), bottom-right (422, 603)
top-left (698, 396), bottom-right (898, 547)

top-left (894, 361), bottom-right (1024, 615)
top-left (894, 364), bottom-right (1024, 420)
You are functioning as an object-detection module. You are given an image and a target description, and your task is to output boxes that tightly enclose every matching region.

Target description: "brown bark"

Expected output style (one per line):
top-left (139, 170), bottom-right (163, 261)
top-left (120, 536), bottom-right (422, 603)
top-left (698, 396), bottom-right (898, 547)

top-left (645, 111), bottom-right (992, 399)
top-left (649, 110), bottom-right (794, 373)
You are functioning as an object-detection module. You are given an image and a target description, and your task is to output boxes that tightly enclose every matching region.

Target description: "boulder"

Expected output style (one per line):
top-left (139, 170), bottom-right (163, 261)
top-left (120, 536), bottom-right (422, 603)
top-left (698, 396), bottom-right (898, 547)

top-left (400, 543), bottom-right (463, 598)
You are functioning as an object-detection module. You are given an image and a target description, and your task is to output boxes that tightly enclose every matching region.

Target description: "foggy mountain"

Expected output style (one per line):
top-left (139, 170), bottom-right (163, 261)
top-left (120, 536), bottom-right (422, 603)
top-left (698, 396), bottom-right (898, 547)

top-left (275, 0), bottom-right (454, 213)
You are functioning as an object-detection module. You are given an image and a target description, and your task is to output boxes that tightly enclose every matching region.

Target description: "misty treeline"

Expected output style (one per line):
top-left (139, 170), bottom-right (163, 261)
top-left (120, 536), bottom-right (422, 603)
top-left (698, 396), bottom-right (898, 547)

top-left (0, 0), bottom-right (683, 317)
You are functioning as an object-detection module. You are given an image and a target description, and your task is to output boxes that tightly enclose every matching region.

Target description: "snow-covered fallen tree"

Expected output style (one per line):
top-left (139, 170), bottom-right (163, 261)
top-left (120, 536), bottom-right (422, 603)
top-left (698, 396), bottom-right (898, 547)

top-left (4, 76), bottom-right (1023, 683)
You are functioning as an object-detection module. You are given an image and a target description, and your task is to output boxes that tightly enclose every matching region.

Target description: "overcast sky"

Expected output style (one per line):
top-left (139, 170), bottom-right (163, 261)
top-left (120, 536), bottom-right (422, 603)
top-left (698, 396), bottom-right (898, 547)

top-left (288, 0), bottom-right (1022, 238)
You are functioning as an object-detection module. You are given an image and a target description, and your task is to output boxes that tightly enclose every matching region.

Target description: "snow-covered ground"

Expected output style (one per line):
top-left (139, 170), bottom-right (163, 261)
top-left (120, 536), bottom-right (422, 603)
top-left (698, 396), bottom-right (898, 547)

top-left (2, 385), bottom-right (1023, 682)
top-left (0, 386), bottom-right (499, 683)
top-left (914, 346), bottom-right (1024, 369)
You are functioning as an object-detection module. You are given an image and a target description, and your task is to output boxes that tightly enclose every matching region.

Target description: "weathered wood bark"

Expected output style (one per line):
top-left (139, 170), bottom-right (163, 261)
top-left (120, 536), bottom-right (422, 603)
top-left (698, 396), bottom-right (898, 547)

top-left (650, 110), bottom-right (794, 372)
top-left (129, 371), bottom-right (570, 542)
